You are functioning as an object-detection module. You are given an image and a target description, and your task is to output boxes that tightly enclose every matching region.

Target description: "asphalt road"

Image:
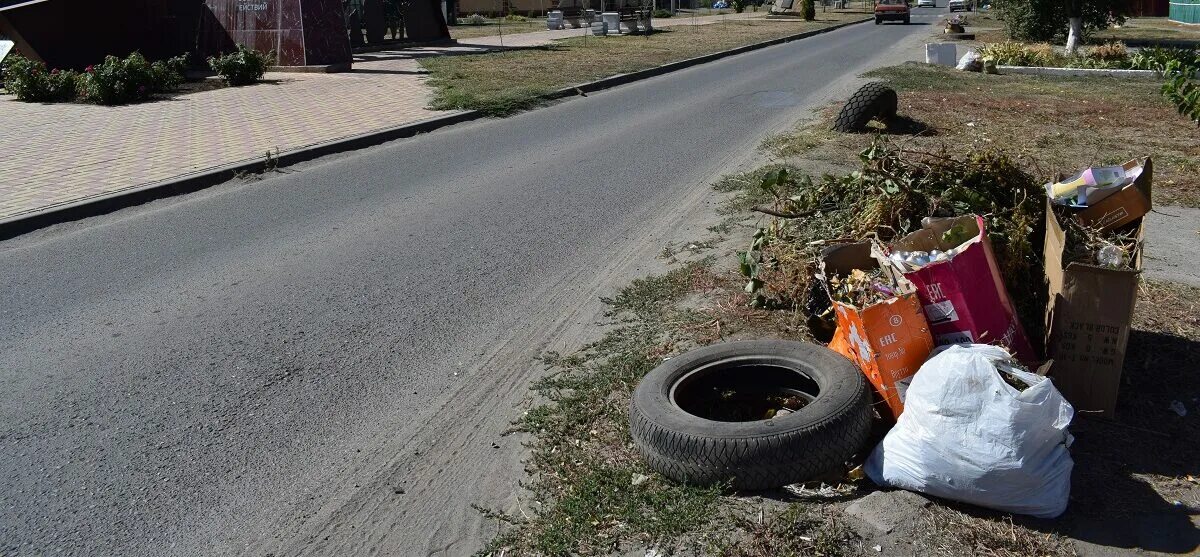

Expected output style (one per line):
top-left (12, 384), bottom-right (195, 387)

top-left (0, 16), bottom-right (936, 557)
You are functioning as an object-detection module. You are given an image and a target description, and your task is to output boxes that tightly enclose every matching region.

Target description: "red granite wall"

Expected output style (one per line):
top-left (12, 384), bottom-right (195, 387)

top-left (202, 0), bottom-right (349, 67)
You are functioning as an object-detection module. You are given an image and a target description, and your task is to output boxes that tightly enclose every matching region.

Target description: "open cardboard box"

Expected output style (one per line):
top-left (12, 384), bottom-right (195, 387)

top-left (1043, 201), bottom-right (1144, 418)
top-left (1072, 158), bottom-right (1152, 232)
top-left (820, 242), bottom-right (934, 420)
top-left (887, 215), bottom-right (1038, 363)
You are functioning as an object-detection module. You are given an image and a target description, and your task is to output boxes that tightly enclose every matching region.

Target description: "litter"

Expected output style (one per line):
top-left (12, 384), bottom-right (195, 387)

top-left (820, 242), bottom-right (935, 420)
top-left (1055, 158), bottom-right (1153, 232)
top-left (1170, 400), bottom-right (1188, 417)
top-left (865, 344), bottom-right (1075, 519)
top-left (1043, 192), bottom-right (1146, 417)
top-left (884, 215), bottom-right (1037, 362)
top-left (956, 50), bottom-right (982, 71)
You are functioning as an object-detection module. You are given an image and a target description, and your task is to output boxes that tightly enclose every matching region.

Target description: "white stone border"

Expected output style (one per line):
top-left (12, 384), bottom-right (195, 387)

top-left (997, 65), bottom-right (1159, 77)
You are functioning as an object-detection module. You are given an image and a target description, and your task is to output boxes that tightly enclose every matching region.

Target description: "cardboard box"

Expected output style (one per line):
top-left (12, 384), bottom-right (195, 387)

top-left (821, 242), bottom-right (935, 420)
top-left (887, 215), bottom-right (1039, 362)
top-left (1043, 203), bottom-right (1144, 418)
top-left (1074, 158), bottom-right (1152, 232)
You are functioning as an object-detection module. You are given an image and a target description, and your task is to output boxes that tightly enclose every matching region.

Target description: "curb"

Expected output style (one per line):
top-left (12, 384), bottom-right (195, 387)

top-left (997, 65), bottom-right (1159, 78)
top-left (0, 16), bottom-right (871, 241)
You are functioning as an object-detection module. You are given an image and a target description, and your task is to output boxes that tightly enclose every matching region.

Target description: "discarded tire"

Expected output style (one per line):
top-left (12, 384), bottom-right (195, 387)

top-left (629, 340), bottom-right (871, 490)
top-left (832, 82), bottom-right (898, 133)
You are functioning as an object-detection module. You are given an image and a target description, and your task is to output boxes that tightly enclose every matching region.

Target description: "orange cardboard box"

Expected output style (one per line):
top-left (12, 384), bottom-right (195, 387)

top-left (820, 242), bottom-right (935, 420)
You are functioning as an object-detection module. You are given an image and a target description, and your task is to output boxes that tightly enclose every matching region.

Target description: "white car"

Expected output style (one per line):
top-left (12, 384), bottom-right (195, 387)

top-left (948, 0), bottom-right (970, 10)
top-left (917, 0), bottom-right (936, 7)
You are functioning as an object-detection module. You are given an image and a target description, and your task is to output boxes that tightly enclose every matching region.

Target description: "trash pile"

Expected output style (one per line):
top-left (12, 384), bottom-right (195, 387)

top-left (734, 142), bottom-right (1155, 517)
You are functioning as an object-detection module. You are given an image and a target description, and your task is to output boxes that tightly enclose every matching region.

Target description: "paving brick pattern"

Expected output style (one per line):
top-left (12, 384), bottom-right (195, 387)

top-left (0, 51), bottom-right (465, 221)
top-left (0, 12), bottom-right (763, 221)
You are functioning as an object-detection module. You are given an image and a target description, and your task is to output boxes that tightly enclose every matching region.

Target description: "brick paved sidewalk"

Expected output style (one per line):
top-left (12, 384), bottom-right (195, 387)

top-left (0, 48), bottom-right (482, 222)
top-left (0, 11), bottom-right (767, 223)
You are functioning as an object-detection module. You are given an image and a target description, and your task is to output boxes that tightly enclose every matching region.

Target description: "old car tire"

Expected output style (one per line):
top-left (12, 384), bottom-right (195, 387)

top-left (629, 340), bottom-right (871, 490)
top-left (904, 15), bottom-right (911, 23)
top-left (875, 16), bottom-right (881, 24)
top-left (832, 82), bottom-right (898, 132)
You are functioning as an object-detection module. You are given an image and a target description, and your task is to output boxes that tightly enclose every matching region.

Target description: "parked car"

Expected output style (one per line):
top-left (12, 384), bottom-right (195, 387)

top-left (948, 0), bottom-right (971, 11)
top-left (874, 0), bottom-right (910, 24)
top-left (917, 0), bottom-right (936, 7)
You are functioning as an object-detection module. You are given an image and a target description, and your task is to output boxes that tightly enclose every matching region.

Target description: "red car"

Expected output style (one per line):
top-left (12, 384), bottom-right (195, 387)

top-left (875, 0), bottom-right (911, 24)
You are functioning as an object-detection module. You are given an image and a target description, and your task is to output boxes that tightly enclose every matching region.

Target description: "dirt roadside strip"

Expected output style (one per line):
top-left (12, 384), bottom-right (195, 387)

top-left (0, 16), bottom-right (872, 242)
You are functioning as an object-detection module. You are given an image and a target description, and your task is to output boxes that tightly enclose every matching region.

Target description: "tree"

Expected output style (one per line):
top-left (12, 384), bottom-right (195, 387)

top-left (801, 0), bottom-right (815, 20)
top-left (992, 0), bottom-right (1125, 49)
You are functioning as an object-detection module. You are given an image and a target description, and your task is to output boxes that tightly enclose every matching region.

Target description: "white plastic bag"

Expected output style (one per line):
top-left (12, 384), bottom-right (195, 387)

top-left (956, 50), bottom-right (982, 72)
top-left (864, 344), bottom-right (1075, 518)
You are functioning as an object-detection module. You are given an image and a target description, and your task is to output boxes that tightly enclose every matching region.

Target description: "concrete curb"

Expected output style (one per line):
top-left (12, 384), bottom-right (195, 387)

top-left (997, 65), bottom-right (1159, 78)
top-left (0, 16), bottom-right (871, 240)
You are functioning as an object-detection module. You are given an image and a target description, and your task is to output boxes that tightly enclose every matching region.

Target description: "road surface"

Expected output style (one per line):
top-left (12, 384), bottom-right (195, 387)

top-left (0, 13), bottom-right (939, 557)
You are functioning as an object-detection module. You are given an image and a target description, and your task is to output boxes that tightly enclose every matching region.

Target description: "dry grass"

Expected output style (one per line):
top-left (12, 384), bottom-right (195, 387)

top-left (450, 19), bottom-right (548, 40)
top-left (766, 63), bottom-right (1200, 207)
top-left (1094, 17), bottom-right (1200, 42)
top-left (914, 504), bottom-right (1077, 557)
top-left (421, 12), bottom-right (870, 115)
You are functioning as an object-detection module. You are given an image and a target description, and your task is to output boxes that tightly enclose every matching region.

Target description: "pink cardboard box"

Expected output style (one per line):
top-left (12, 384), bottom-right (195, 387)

top-left (886, 215), bottom-right (1038, 362)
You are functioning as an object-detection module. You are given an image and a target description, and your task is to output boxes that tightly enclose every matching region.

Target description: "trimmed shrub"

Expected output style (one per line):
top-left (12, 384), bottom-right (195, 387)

top-left (208, 45), bottom-right (272, 86)
top-left (464, 13), bottom-right (487, 25)
top-left (151, 54), bottom-right (189, 91)
top-left (503, 13), bottom-right (527, 21)
top-left (801, 0), bottom-right (815, 20)
top-left (653, 8), bottom-right (674, 17)
top-left (77, 52), bottom-right (162, 105)
top-left (1, 55), bottom-right (80, 102)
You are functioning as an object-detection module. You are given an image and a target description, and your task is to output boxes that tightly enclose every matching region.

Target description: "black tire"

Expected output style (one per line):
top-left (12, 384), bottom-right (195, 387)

top-left (874, 16), bottom-right (881, 24)
top-left (629, 340), bottom-right (871, 490)
top-left (904, 15), bottom-right (910, 23)
top-left (832, 81), bottom-right (898, 133)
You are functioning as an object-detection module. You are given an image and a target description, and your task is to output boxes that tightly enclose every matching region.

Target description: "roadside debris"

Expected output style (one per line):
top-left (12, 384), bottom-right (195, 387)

top-left (832, 82), bottom-right (898, 133)
top-left (1170, 400), bottom-right (1188, 417)
top-left (629, 341), bottom-right (871, 490)
top-left (883, 215), bottom-right (1038, 362)
top-left (819, 242), bottom-right (934, 420)
top-left (1043, 165), bottom-right (1149, 417)
top-left (865, 344), bottom-right (1075, 518)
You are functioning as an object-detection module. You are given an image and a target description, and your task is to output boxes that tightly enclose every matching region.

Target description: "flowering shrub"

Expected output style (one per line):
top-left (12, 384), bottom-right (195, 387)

top-left (3, 52), bottom-right (185, 105)
top-left (208, 45), bottom-right (272, 86)
top-left (77, 53), bottom-right (155, 104)
top-left (1, 55), bottom-right (80, 102)
top-left (76, 52), bottom-right (187, 105)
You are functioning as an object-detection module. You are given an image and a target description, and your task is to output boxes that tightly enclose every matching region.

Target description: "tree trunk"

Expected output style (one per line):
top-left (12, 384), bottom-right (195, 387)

top-left (1065, 16), bottom-right (1083, 53)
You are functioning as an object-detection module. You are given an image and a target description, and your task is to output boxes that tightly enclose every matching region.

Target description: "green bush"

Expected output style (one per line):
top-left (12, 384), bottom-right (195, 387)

top-left (208, 45), bottom-right (272, 86)
top-left (1, 55), bottom-right (80, 102)
top-left (151, 54), bottom-right (189, 91)
top-left (1162, 63), bottom-right (1200, 125)
top-left (503, 13), bottom-right (527, 21)
top-left (653, 8), bottom-right (674, 17)
top-left (801, 0), bottom-right (815, 20)
top-left (77, 52), bottom-right (170, 105)
top-left (464, 13), bottom-right (487, 25)
top-left (1129, 46), bottom-right (1200, 72)
top-left (991, 0), bottom-right (1124, 43)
